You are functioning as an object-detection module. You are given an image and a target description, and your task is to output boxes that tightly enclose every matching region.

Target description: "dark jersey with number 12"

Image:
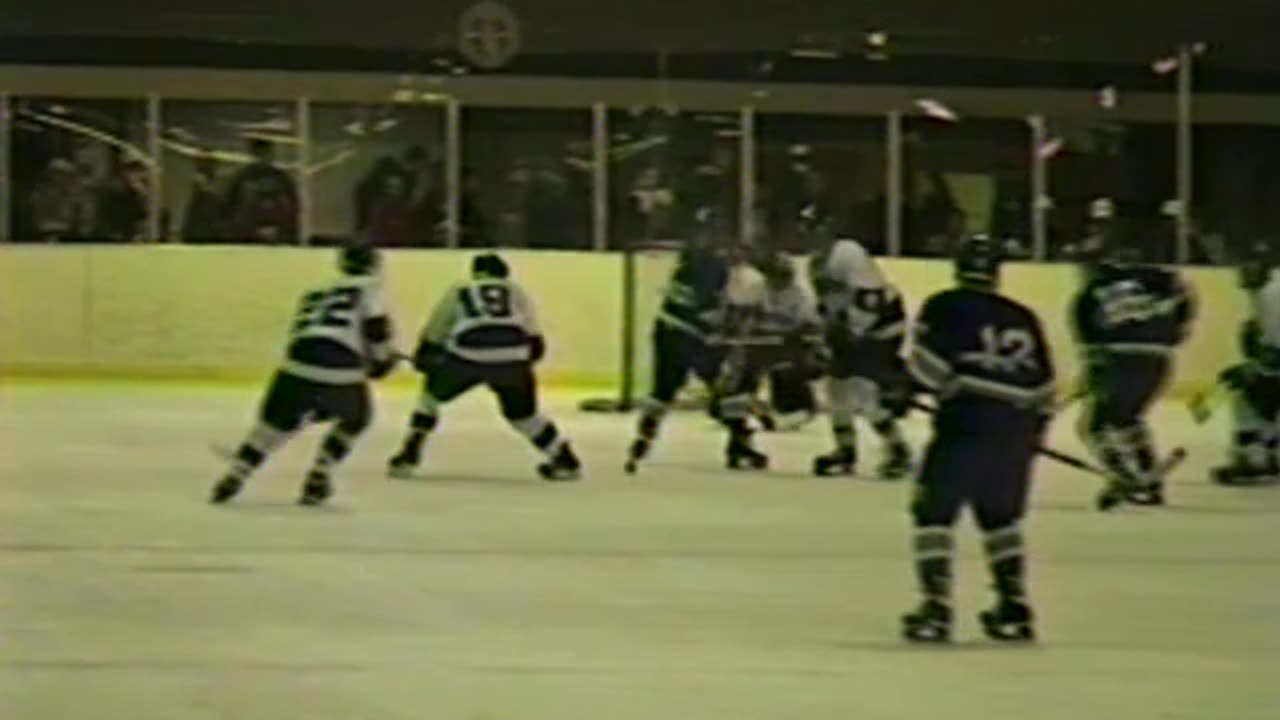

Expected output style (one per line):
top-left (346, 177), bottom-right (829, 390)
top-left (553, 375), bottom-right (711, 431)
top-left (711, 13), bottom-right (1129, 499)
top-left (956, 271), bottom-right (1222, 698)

top-left (420, 279), bottom-right (542, 365)
top-left (906, 287), bottom-right (1055, 431)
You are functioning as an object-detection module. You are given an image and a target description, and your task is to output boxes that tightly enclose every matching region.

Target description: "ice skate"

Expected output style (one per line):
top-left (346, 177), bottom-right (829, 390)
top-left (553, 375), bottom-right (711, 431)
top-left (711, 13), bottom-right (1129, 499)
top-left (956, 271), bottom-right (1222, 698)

top-left (813, 446), bottom-right (856, 477)
top-left (209, 474), bottom-right (244, 505)
top-left (878, 441), bottom-right (911, 481)
top-left (726, 433), bottom-right (769, 470)
top-left (386, 446), bottom-right (421, 480)
top-left (538, 444), bottom-right (582, 482)
top-left (901, 599), bottom-right (952, 643)
top-left (298, 471), bottom-right (333, 506)
top-left (979, 598), bottom-right (1036, 642)
top-left (1212, 461), bottom-right (1279, 487)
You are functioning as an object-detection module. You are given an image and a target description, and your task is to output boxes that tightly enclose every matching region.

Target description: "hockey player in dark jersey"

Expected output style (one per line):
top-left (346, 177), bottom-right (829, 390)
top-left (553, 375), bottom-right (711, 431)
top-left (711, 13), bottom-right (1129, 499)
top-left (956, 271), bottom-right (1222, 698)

top-left (901, 235), bottom-right (1055, 643)
top-left (624, 211), bottom-right (731, 473)
top-left (211, 245), bottom-right (397, 506)
top-left (1071, 223), bottom-right (1194, 509)
top-left (387, 253), bottom-right (581, 481)
top-left (1214, 247), bottom-right (1280, 486)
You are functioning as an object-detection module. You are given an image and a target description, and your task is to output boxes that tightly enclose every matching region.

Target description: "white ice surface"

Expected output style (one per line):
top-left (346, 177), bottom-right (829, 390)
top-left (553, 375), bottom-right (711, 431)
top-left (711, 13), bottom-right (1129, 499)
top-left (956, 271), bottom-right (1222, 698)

top-left (1, 382), bottom-right (1277, 720)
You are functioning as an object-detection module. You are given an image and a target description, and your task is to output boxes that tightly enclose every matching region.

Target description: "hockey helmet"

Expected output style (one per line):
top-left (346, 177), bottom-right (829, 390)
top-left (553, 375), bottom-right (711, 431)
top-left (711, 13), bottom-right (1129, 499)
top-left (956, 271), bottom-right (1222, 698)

top-left (339, 244), bottom-right (381, 276)
top-left (472, 252), bottom-right (510, 279)
top-left (954, 234), bottom-right (1003, 288)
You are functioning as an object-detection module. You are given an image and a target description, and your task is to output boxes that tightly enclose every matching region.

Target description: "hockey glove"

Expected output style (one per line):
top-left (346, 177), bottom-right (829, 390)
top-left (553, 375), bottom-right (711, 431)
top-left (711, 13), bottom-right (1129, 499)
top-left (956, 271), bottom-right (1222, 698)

top-left (530, 336), bottom-right (547, 364)
top-left (412, 341), bottom-right (446, 374)
top-left (1219, 363), bottom-right (1254, 393)
top-left (367, 356), bottom-right (397, 380)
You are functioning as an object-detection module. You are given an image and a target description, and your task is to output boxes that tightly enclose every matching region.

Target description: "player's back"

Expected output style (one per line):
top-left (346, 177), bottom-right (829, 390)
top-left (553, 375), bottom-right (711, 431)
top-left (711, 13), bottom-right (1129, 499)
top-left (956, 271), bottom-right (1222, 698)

top-left (658, 246), bottom-right (729, 337)
top-left (284, 274), bottom-right (387, 384)
top-left (428, 277), bottom-right (541, 365)
top-left (1074, 263), bottom-right (1191, 354)
top-left (910, 287), bottom-right (1054, 431)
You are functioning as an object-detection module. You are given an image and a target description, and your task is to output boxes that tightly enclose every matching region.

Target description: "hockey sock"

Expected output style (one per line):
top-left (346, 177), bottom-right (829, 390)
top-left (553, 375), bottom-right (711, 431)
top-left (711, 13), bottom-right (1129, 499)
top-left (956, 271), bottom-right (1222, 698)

top-left (872, 418), bottom-right (904, 445)
top-left (402, 395), bottom-right (441, 454)
top-left (512, 415), bottom-right (568, 458)
top-left (831, 411), bottom-right (856, 451)
top-left (310, 428), bottom-right (359, 478)
top-left (1087, 427), bottom-right (1133, 481)
top-left (983, 525), bottom-right (1027, 601)
top-left (912, 526), bottom-right (954, 602)
top-left (636, 400), bottom-right (668, 442)
top-left (227, 423), bottom-right (289, 481)
top-left (1120, 424), bottom-right (1156, 476)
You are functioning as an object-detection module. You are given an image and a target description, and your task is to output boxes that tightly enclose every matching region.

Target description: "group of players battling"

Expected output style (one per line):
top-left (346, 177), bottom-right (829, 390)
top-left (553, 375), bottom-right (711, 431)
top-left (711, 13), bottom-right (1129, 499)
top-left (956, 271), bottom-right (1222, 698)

top-left (206, 200), bottom-right (1277, 643)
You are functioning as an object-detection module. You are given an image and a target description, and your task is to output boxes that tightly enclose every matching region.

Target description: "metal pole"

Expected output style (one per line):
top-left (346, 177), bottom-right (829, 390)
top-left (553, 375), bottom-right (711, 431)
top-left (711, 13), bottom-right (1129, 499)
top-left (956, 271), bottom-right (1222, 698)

top-left (739, 104), bottom-right (756, 246)
top-left (591, 102), bottom-right (609, 251)
top-left (146, 93), bottom-right (162, 242)
top-left (295, 97), bottom-right (312, 246)
top-left (1029, 114), bottom-right (1049, 260)
top-left (0, 93), bottom-right (10, 243)
top-left (886, 111), bottom-right (903, 257)
top-left (445, 98), bottom-right (462, 248)
top-left (1176, 44), bottom-right (1194, 264)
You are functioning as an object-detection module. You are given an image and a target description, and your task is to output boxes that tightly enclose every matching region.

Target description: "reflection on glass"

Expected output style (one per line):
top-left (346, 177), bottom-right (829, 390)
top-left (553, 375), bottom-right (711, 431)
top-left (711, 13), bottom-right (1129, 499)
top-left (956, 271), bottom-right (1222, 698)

top-left (902, 117), bottom-right (1031, 258)
top-left (1042, 118), bottom-right (1176, 262)
top-left (608, 108), bottom-right (740, 249)
top-left (310, 102), bottom-right (445, 246)
top-left (10, 97), bottom-right (152, 243)
top-left (463, 108), bottom-right (592, 249)
top-left (162, 100), bottom-right (298, 244)
top-left (1195, 125), bottom-right (1280, 265)
top-left (756, 113), bottom-right (885, 254)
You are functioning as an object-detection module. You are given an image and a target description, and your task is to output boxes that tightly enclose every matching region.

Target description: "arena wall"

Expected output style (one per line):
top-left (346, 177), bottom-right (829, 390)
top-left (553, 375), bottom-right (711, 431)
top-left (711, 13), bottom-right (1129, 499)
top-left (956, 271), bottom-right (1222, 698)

top-left (0, 246), bottom-right (1247, 396)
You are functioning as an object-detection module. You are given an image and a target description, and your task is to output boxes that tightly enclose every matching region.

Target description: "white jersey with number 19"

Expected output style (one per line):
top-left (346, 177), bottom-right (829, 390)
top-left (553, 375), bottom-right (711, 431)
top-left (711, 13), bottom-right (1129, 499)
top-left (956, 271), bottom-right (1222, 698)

top-left (282, 274), bottom-right (394, 385)
top-left (421, 279), bottom-right (542, 364)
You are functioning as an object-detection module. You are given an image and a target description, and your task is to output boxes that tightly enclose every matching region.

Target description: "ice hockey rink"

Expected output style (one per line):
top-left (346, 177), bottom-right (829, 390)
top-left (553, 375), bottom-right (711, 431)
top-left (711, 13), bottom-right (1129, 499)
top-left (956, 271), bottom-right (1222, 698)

top-left (2, 380), bottom-right (1277, 720)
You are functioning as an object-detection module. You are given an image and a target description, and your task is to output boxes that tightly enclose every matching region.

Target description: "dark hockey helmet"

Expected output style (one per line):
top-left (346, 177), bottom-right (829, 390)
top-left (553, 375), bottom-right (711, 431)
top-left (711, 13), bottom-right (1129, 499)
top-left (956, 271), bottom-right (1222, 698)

top-left (1239, 240), bottom-right (1274, 291)
top-left (954, 234), bottom-right (1003, 288)
top-left (339, 244), bottom-right (381, 276)
top-left (472, 252), bottom-right (510, 279)
top-left (754, 248), bottom-right (794, 289)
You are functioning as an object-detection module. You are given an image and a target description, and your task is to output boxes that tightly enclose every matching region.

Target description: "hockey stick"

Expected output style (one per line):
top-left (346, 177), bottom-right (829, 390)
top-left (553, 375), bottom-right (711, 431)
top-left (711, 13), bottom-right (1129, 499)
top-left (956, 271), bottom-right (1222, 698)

top-left (906, 399), bottom-right (1185, 482)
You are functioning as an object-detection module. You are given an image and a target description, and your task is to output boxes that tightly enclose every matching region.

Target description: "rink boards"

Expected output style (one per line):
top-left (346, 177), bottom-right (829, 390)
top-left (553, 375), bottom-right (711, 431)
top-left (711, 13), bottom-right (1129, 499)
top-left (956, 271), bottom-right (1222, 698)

top-left (0, 245), bottom-right (1250, 395)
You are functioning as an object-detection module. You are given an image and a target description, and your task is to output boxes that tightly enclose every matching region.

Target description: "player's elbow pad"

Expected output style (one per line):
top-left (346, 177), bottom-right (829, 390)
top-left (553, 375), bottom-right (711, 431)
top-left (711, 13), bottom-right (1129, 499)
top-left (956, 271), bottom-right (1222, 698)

top-left (362, 316), bottom-right (393, 345)
top-left (529, 336), bottom-right (546, 363)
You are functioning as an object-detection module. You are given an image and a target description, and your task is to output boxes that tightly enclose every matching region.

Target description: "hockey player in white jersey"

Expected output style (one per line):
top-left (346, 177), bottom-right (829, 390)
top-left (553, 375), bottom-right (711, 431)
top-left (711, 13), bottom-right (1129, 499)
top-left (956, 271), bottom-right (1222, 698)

top-left (752, 250), bottom-right (824, 430)
top-left (712, 248), bottom-right (776, 469)
top-left (211, 245), bottom-right (397, 506)
top-left (808, 225), bottom-right (913, 480)
top-left (1214, 247), bottom-right (1280, 486)
top-left (387, 253), bottom-right (581, 481)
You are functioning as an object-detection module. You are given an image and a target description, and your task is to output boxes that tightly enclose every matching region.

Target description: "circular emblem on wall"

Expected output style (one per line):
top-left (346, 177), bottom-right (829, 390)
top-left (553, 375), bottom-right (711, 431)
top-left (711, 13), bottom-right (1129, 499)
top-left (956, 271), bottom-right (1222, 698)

top-left (457, 1), bottom-right (521, 69)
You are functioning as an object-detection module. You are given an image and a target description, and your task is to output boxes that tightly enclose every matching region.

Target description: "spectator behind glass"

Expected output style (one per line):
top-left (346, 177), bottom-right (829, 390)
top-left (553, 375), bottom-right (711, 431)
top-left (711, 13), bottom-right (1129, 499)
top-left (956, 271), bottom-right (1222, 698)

top-left (30, 158), bottom-right (95, 242)
top-left (224, 138), bottom-right (298, 244)
top-left (182, 153), bottom-right (226, 243)
top-left (364, 173), bottom-right (415, 247)
top-left (354, 155), bottom-right (407, 234)
top-left (96, 158), bottom-right (149, 242)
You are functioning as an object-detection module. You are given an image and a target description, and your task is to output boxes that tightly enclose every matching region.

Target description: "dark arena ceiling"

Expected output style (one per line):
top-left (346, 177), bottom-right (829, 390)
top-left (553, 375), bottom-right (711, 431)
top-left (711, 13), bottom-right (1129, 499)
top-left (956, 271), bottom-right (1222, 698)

top-left (3, 0), bottom-right (1280, 81)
